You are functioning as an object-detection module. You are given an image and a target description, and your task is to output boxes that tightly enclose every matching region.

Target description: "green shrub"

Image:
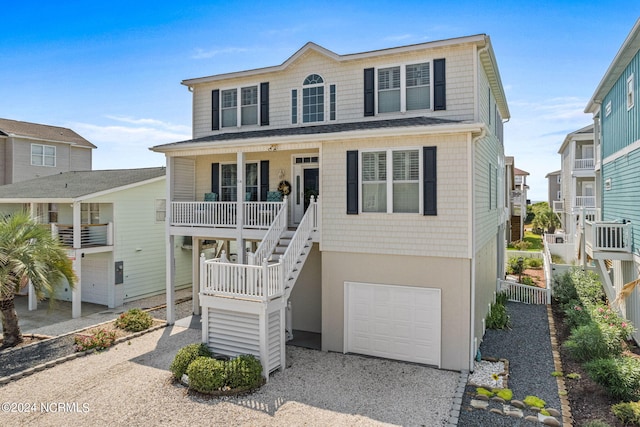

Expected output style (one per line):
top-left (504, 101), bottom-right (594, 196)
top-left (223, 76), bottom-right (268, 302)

top-left (495, 291), bottom-right (509, 306)
top-left (493, 388), bottom-right (513, 401)
top-left (74, 329), bottom-right (117, 352)
top-left (525, 257), bottom-right (543, 269)
top-left (114, 308), bottom-right (153, 332)
top-left (585, 357), bottom-right (640, 401)
top-left (563, 300), bottom-right (591, 329)
top-left (186, 356), bottom-right (226, 393)
top-left (612, 401), bottom-right (640, 425)
top-left (170, 343), bottom-right (212, 380)
top-left (511, 240), bottom-right (532, 251)
top-left (507, 257), bottom-right (525, 275)
top-left (564, 321), bottom-right (623, 362)
top-left (486, 301), bottom-right (510, 330)
top-left (550, 254), bottom-right (566, 264)
top-left (573, 269), bottom-right (606, 306)
top-left (520, 276), bottom-right (535, 286)
top-left (552, 271), bottom-right (578, 306)
top-left (591, 304), bottom-right (635, 343)
top-left (583, 420), bottom-right (612, 427)
top-left (225, 354), bottom-right (263, 390)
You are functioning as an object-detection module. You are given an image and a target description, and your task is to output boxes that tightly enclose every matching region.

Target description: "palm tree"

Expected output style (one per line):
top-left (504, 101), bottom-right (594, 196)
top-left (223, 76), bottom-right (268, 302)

top-left (0, 211), bottom-right (75, 348)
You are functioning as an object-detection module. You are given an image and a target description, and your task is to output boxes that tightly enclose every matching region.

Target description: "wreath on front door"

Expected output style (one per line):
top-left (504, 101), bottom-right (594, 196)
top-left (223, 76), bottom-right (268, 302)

top-left (278, 180), bottom-right (292, 195)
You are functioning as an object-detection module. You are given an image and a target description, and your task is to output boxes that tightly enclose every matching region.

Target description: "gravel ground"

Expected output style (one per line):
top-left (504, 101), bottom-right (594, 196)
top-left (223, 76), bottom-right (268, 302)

top-left (0, 324), bottom-right (458, 426)
top-left (458, 302), bottom-right (561, 426)
top-left (0, 299), bottom-right (194, 378)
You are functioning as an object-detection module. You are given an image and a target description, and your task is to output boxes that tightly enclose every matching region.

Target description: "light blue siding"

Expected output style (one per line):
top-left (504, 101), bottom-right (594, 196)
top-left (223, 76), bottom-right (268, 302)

top-left (601, 51), bottom-right (640, 158)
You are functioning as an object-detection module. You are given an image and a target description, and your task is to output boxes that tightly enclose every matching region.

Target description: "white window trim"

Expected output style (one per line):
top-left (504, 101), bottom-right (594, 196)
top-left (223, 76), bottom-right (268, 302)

top-left (219, 161), bottom-right (262, 201)
top-left (155, 199), bottom-right (166, 222)
top-left (219, 84), bottom-right (261, 128)
top-left (627, 73), bottom-right (635, 111)
top-left (300, 74), bottom-right (327, 124)
top-left (375, 61), bottom-right (433, 115)
top-left (359, 146), bottom-right (423, 214)
top-left (31, 143), bottom-right (56, 167)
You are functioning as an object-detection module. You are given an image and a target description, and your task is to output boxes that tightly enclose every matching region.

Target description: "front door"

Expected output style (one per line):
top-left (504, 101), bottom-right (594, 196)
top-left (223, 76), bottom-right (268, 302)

top-left (293, 164), bottom-right (319, 224)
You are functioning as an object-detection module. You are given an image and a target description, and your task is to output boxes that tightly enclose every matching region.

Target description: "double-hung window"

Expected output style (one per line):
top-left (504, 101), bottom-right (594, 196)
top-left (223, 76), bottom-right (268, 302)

top-left (362, 148), bottom-right (420, 213)
top-left (220, 163), bottom-right (260, 201)
top-left (81, 203), bottom-right (100, 224)
top-left (378, 63), bottom-right (431, 113)
top-left (241, 86), bottom-right (258, 125)
top-left (627, 74), bottom-right (635, 110)
top-left (31, 144), bottom-right (56, 167)
top-left (245, 163), bottom-right (259, 201)
top-left (221, 89), bottom-right (237, 128)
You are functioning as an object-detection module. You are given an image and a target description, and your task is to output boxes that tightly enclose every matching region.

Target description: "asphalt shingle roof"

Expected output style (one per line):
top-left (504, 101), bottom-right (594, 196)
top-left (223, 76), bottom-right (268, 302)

top-left (153, 116), bottom-right (463, 149)
top-left (0, 118), bottom-right (96, 149)
top-left (0, 168), bottom-right (165, 200)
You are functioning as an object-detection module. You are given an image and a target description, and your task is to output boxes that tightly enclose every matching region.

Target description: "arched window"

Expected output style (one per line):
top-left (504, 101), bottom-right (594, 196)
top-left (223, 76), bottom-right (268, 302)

top-left (303, 74), bottom-right (324, 123)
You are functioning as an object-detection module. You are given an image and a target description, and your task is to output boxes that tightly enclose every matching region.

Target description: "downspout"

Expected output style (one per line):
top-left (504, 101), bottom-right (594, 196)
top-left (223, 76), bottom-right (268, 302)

top-left (469, 126), bottom-right (487, 372)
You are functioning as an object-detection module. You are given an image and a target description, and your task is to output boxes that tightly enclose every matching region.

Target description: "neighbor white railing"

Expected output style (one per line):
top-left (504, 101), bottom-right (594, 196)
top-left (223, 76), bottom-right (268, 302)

top-left (200, 253), bottom-right (283, 301)
top-left (498, 279), bottom-right (550, 305)
top-left (52, 223), bottom-right (113, 248)
top-left (574, 158), bottom-right (595, 170)
top-left (575, 196), bottom-right (595, 208)
top-left (585, 220), bottom-right (632, 252)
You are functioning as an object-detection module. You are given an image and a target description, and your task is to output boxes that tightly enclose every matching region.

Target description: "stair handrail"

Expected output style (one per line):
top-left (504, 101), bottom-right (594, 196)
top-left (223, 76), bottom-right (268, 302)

top-left (248, 196), bottom-right (288, 265)
top-left (281, 196), bottom-right (318, 293)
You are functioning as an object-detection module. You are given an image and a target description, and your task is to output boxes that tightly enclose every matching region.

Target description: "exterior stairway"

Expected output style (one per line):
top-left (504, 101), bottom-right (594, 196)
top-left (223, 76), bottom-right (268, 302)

top-left (198, 197), bottom-right (318, 378)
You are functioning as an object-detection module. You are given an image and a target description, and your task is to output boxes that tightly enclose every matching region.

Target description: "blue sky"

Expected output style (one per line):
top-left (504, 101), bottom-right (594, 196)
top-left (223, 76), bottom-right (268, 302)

top-left (2, 1), bottom-right (640, 201)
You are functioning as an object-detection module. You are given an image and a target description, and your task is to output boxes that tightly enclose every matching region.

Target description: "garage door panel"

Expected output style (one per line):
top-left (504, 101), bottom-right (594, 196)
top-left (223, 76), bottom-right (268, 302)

top-left (346, 282), bottom-right (440, 367)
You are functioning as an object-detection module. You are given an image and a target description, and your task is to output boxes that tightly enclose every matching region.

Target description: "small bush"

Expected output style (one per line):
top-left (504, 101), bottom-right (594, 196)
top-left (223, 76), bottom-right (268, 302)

top-left (583, 420), bottom-right (612, 427)
top-left (186, 357), bottom-right (226, 393)
top-left (476, 387), bottom-right (493, 397)
top-left (564, 321), bottom-right (623, 362)
top-left (573, 269), bottom-right (606, 306)
top-left (511, 240), bottom-right (532, 251)
top-left (585, 357), bottom-right (640, 401)
top-left (612, 401), bottom-right (640, 425)
top-left (114, 308), bottom-right (153, 332)
top-left (170, 343), bottom-right (212, 380)
top-left (74, 329), bottom-right (117, 352)
top-left (225, 354), bottom-right (263, 390)
top-left (591, 304), bottom-right (635, 343)
top-left (495, 291), bottom-right (509, 306)
top-left (563, 300), bottom-right (592, 329)
top-left (552, 271), bottom-right (578, 306)
top-left (566, 372), bottom-right (581, 380)
top-left (525, 257), bottom-right (543, 269)
top-left (486, 301), bottom-right (510, 330)
top-left (550, 254), bottom-right (566, 264)
top-left (493, 388), bottom-right (513, 401)
top-left (507, 257), bottom-right (526, 275)
top-left (520, 276), bottom-right (535, 286)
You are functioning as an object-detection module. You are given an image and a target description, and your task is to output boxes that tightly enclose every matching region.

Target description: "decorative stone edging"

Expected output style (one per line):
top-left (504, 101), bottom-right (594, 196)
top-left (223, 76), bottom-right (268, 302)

top-left (446, 369), bottom-right (469, 426)
top-left (0, 322), bottom-right (167, 386)
top-left (546, 304), bottom-right (573, 426)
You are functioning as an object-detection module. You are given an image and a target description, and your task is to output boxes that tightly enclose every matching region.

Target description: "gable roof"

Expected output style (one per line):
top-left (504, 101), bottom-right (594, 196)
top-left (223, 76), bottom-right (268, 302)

top-left (545, 170), bottom-right (561, 178)
top-left (514, 167), bottom-right (529, 176)
top-left (558, 123), bottom-right (594, 154)
top-left (586, 18), bottom-right (640, 113)
top-left (181, 36), bottom-right (509, 120)
top-left (0, 118), bottom-right (96, 149)
top-left (0, 167), bottom-right (165, 201)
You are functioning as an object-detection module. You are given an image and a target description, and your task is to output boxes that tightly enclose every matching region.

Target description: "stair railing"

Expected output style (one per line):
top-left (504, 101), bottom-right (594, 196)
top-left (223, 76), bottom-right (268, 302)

top-left (281, 196), bottom-right (318, 291)
top-left (248, 196), bottom-right (288, 265)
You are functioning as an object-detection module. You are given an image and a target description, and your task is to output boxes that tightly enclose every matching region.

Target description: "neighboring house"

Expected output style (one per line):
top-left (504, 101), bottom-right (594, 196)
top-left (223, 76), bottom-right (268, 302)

top-left (511, 167), bottom-right (529, 241)
top-left (553, 124), bottom-right (596, 241)
top-left (545, 170), bottom-right (561, 209)
top-left (0, 168), bottom-right (191, 318)
top-left (0, 118), bottom-right (95, 185)
top-left (152, 35), bottom-right (510, 375)
top-left (584, 18), bottom-right (640, 343)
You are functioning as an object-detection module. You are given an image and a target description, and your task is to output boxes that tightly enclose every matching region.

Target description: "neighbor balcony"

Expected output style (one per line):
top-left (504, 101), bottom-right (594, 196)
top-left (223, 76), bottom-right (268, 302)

top-left (51, 223), bottom-right (113, 248)
top-left (584, 220), bottom-right (632, 259)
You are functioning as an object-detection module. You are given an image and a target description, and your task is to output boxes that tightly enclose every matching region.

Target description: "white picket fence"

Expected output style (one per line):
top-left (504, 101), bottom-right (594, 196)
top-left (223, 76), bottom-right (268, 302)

top-left (498, 279), bottom-right (551, 305)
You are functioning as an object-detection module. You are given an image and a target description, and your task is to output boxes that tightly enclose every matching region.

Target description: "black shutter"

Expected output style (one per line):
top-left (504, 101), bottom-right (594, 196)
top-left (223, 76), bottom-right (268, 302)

top-left (423, 147), bottom-right (437, 215)
top-left (211, 90), bottom-right (220, 130)
top-left (363, 68), bottom-right (375, 117)
top-left (346, 150), bottom-right (359, 214)
top-left (260, 160), bottom-right (269, 200)
top-left (433, 59), bottom-right (446, 111)
top-left (260, 82), bottom-right (269, 126)
top-left (211, 163), bottom-right (220, 195)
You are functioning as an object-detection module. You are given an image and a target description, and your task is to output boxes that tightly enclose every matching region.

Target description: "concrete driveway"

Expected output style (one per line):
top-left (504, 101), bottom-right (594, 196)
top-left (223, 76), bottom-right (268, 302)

top-left (0, 324), bottom-right (458, 426)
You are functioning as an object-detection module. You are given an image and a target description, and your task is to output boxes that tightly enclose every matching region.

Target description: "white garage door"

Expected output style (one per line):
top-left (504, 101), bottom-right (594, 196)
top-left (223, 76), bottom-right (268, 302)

top-left (81, 256), bottom-right (109, 305)
top-left (345, 282), bottom-right (441, 367)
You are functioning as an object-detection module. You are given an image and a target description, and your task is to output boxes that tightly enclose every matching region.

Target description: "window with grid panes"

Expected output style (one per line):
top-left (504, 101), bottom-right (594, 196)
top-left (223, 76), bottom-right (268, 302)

top-left (31, 144), bottom-right (56, 166)
top-left (302, 74), bottom-right (324, 123)
top-left (406, 63), bottom-right (430, 110)
top-left (241, 86), bottom-right (258, 125)
top-left (378, 67), bottom-right (400, 113)
top-left (221, 89), bottom-right (237, 127)
top-left (362, 149), bottom-right (420, 213)
top-left (221, 164), bottom-right (237, 201)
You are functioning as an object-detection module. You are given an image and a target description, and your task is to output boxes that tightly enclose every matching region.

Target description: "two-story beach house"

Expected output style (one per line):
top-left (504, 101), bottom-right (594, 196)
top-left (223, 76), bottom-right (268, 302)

top-left (0, 168), bottom-right (191, 318)
top-left (510, 166), bottom-right (529, 242)
top-left (553, 124), bottom-right (596, 241)
top-left (152, 35), bottom-right (510, 374)
top-left (0, 118), bottom-right (95, 185)
top-left (584, 18), bottom-right (640, 342)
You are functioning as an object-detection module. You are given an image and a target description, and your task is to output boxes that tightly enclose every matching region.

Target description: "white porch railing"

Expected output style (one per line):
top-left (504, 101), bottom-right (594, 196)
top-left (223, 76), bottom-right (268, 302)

top-left (248, 197), bottom-right (289, 265)
top-left (498, 279), bottom-right (551, 305)
top-left (200, 254), bottom-right (283, 301)
top-left (282, 196), bottom-right (318, 297)
top-left (544, 233), bottom-right (570, 245)
top-left (170, 201), bottom-right (286, 228)
top-left (52, 223), bottom-right (113, 248)
top-left (574, 158), bottom-right (595, 170)
top-left (585, 221), bottom-right (632, 253)
top-left (575, 196), bottom-right (595, 208)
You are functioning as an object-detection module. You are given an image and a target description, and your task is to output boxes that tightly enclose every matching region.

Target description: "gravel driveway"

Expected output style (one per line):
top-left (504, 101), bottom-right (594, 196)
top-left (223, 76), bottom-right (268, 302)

top-left (0, 325), bottom-right (458, 426)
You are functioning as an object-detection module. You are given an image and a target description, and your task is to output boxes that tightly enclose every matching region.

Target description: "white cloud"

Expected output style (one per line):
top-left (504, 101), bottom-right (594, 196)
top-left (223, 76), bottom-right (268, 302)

top-left (191, 47), bottom-right (249, 59)
top-left (384, 34), bottom-right (413, 42)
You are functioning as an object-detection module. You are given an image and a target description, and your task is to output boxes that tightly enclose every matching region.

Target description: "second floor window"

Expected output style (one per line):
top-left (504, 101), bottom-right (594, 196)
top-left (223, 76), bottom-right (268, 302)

top-left (31, 144), bottom-right (56, 167)
top-left (303, 74), bottom-right (324, 123)
top-left (378, 67), bottom-right (400, 113)
top-left (378, 63), bottom-right (431, 113)
top-left (241, 86), bottom-right (258, 125)
top-left (221, 89), bottom-right (237, 128)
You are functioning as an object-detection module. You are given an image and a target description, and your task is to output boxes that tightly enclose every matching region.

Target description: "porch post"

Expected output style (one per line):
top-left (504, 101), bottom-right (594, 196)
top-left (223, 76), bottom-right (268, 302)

top-left (236, 151), bottom-right (246, 264)
top-left (71, 201), bottom-right (82, 318)
top-left (166, 157), bottom-right (176, 325)
top-left (192, 237), bottom-right (201, 315)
